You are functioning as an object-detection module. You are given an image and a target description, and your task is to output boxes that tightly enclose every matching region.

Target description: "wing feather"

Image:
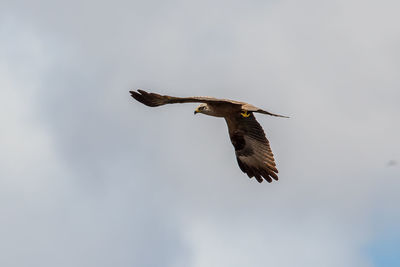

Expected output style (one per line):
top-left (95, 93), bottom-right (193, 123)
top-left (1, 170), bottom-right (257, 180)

top-left (226, 113), bottom-right (279, 183)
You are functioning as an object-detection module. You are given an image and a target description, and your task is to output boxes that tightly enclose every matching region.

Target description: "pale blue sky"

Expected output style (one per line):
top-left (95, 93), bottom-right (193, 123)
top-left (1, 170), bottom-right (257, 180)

top-left (1, 0), bottom-right (399, 266)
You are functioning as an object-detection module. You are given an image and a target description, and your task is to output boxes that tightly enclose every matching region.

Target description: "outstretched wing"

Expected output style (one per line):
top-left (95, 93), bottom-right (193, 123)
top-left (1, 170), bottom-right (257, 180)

top-left (130, 89), bottom-right (243, 107)
top-left (225, 113), bottom-right (279, 183)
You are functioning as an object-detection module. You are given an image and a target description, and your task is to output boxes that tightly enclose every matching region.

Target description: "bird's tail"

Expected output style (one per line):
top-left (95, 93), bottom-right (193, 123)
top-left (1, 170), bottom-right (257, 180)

top-left (255, 109), bottom-right (290, 118)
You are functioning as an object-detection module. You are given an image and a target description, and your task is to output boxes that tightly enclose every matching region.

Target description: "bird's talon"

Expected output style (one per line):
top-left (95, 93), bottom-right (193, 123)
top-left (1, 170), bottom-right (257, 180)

top-left (241, 111), bottom-right (250, 118)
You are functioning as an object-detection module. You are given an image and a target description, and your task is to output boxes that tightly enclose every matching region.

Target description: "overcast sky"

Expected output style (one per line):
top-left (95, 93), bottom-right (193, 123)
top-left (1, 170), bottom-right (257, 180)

top-left (1, 0), bottom-right (400, 266)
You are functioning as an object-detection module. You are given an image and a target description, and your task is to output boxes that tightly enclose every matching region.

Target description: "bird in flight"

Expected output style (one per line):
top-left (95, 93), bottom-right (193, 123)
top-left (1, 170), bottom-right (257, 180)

top-left (130, 89), bottom-right (289, 183)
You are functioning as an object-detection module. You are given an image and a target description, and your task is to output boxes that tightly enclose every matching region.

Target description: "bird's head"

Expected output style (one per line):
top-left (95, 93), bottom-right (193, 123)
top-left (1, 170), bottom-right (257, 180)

top-left (194, 103), bottom-right (210, 115)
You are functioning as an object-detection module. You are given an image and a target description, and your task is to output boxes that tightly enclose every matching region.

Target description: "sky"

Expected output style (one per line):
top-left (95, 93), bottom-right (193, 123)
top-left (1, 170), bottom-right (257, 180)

top-left (1, 0), bottom-right (400, 266)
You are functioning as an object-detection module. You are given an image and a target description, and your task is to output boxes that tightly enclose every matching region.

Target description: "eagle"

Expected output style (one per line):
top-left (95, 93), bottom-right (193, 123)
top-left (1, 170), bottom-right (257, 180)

top-left (130, 89), bottom-right (288, 183)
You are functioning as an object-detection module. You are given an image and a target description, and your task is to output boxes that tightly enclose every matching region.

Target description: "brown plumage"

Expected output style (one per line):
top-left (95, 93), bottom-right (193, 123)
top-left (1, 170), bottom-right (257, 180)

top-left (130, 89), bottom-right (289, 183)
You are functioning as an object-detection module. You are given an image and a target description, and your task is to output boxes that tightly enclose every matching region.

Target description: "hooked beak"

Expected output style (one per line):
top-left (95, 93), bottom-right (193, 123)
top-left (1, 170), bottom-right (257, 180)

top-left (194, 108), bottom-right (199, 115)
